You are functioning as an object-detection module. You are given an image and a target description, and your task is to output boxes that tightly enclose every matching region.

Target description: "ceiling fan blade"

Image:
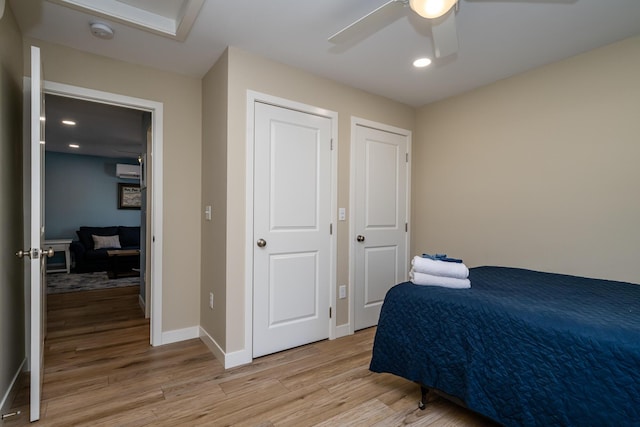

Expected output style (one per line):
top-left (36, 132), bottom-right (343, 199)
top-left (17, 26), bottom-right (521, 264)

top-left (431, 10), bottom-right (458, 58)
top-left (328, 0), bottom-right (408, 44)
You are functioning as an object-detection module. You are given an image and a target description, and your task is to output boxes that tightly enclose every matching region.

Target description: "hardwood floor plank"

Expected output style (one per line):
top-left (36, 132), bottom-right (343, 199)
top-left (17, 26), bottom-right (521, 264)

top-left (5, 286), bottom-right (501, 427)
top-left (279, 351), bottom-right (372, 391)
top-left (313, 398), bottom-right (396, 426)
top-left (209, 385), bottom-right (332, 427)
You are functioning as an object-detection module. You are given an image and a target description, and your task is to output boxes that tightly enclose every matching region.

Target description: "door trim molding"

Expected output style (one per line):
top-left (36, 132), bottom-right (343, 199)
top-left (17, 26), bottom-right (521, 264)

top-left (348, 117), bottom-right (412, 335)
top-left (243, 90), bottom-right (338, 366)
top-left (43, 81), bottom-right (164, 346)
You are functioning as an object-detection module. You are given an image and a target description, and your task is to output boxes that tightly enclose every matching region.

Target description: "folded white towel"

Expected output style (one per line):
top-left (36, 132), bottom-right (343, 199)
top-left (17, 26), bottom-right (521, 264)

top-left (411, 256), bottom-right (469, 279)
top-left (410, 269), bottom-right (471, 289)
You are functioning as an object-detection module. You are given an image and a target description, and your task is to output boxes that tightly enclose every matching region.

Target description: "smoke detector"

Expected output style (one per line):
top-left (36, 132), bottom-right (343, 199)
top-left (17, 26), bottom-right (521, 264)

top-left (90, 22), bottom-right (114, 40)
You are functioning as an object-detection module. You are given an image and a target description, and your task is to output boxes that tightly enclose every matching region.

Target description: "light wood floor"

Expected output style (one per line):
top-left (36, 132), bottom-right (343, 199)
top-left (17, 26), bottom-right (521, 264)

top-left (6, 286), bottom-right (499, 426)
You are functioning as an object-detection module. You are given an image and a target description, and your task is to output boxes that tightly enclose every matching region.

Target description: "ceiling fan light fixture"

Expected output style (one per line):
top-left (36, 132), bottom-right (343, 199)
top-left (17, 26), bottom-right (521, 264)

top-left (410, 0), bottom-right (458, 19)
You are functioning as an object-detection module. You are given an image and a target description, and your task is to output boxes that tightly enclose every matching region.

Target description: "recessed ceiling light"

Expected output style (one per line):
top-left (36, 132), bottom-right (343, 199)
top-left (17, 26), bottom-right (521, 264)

top-left (62, 120), bottom-right (76, 126)
top-left (69, 144), bottom-right (80, 149)
top-left (413, 57), bottom-right (432, 68)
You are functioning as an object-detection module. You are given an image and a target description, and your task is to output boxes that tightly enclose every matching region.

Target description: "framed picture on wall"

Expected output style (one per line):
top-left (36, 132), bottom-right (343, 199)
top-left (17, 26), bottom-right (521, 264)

top-left (118, 183), bottom-right (141, 209)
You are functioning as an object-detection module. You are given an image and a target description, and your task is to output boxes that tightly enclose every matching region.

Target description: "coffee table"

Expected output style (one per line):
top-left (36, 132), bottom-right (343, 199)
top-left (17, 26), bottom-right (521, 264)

top-left (106, 249), bottom-right (140, 279)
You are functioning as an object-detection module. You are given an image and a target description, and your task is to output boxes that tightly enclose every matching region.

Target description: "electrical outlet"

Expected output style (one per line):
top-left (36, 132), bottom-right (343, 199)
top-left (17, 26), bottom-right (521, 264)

top-left (209, 292), bottom-right (214, 309)
top-left (339, 285), bottom-right (347, 299)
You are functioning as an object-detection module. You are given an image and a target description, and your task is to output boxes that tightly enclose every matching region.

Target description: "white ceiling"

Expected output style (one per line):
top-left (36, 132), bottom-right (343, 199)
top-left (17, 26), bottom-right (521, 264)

top-left (115, 0), bottom-right (185, 19)
top-left (10, 0), bottom-right (640, 107)
top-left (8, 0), bottom-right (640, 156)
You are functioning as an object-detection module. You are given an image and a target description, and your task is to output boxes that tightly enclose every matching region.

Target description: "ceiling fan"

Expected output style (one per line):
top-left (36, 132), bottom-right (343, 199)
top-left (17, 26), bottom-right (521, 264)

top-left (328, 0), bottom-right (574, 59)
top-left (329, 0), bottom-right (461, 59)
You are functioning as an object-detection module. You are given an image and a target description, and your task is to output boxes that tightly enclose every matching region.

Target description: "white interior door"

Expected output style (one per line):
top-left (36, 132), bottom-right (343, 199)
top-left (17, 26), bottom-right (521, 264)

top-left (253, 101), bottom-right (332, 358)
top-left (353, 122), bottom-right (409, 331)
top-left (25, 45), bottom-right (46, 422)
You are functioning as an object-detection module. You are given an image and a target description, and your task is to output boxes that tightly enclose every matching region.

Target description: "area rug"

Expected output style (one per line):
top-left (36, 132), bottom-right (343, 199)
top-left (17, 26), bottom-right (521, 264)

top-left (47, 272), bottom-right (140, 294)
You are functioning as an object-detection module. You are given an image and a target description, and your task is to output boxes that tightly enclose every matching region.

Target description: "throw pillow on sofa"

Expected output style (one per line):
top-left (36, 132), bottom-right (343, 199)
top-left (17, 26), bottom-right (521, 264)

top-left (77, 226), bottom-right (119, 250)
top-left (92, 234), bottom-right (121, 250)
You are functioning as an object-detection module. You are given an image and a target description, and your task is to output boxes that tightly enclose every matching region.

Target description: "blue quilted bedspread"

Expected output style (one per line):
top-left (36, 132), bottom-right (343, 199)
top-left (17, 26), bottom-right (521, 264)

top-left (369, 266), bottom-right (640, 427)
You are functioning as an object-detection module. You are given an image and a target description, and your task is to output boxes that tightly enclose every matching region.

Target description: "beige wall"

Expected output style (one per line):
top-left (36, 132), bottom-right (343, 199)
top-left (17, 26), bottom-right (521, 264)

top-left (0, 3), bottom-right (25, 410)
top-left (23, 38), bottom-right (203, 332)
top-left (201, 49), bottom-right (229, 347)
top-left (414, 35), bottom-right (640, 283)
top-left (221, 47), bottom-right (415, 352)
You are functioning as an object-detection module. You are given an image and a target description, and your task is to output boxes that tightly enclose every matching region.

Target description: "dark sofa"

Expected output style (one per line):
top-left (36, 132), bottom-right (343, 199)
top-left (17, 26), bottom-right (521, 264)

top-left (70, 226), bottom-right (140, 273)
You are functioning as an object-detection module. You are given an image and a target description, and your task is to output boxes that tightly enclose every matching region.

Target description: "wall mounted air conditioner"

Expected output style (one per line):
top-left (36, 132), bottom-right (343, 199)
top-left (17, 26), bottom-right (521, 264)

top-left (116, 163), bottom-right (141, 180)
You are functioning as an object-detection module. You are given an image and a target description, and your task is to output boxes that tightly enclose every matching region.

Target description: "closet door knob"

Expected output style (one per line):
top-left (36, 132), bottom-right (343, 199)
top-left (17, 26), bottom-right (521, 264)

top-left (257, 239), bottom-right (267, 248)
top-left (356, 235), bottom-right (365, 242)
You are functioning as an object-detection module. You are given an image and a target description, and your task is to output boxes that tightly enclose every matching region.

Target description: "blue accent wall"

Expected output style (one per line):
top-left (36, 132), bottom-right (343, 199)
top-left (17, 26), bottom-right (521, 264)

top-left (45, 152), bottom-right (141, 240)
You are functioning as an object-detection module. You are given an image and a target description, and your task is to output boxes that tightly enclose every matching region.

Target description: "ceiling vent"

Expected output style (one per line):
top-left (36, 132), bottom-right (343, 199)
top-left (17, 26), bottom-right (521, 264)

top-left (116, 163), bottom-right (140, 180)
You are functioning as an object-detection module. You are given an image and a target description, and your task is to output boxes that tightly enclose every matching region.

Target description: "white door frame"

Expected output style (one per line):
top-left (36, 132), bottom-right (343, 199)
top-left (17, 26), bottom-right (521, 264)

top-left (348, 117), bottom-right (411, 335)
top-left (243, 90), bottom-right (338, 364)
top-left (43, 81), bottom-right (164, 345)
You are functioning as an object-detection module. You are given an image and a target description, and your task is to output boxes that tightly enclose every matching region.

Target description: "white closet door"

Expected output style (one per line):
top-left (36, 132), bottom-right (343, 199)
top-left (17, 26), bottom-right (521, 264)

top-left (252, 101), bottom-right (332, 358)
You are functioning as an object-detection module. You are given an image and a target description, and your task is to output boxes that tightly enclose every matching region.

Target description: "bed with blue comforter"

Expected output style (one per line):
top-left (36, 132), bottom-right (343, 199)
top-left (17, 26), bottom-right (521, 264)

top-left (369, 266), bottom-right (640, 426)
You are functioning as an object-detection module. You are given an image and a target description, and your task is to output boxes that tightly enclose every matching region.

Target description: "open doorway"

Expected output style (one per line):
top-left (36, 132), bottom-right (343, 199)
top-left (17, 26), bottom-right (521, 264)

top-left (43, 93), bottom-right (149, 314)
top-left (42, 81), bottom-right (164, 345)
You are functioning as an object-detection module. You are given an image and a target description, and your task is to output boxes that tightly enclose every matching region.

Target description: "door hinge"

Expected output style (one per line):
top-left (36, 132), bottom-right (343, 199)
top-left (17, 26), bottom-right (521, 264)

top-left (406, 223), bottom-right (408, 232)
top-left (330, 139), bottom-right (334, 150)
top-left (330, 223), bottom-right (333, 235)
top-left (406, 152), bottom-right (409, 163)
top-left (329, 307), bottom-right (332, 318)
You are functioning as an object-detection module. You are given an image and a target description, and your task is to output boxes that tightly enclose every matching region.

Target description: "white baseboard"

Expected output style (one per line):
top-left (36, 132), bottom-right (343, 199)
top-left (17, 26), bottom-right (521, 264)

top-left (199, 327), bottom-right (252, 369)
top-left (224, 349), bottom-right (252, 369)
top-left (198, 327), bottom-right (225, 365)
top-left (335, 323), bottom-right (352, 339)
top-left (161, 326), bottom-right (200, 345)
top-left (1, 358), bottom-right (26, 417)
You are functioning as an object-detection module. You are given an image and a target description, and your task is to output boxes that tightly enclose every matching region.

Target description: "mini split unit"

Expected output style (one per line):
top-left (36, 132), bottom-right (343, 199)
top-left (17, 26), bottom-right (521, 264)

top-left (116, 163), bottom-right (141, 179)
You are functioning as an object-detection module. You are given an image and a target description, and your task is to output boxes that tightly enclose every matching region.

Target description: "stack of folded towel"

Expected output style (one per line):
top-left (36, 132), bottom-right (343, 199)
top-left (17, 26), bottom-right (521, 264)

top-left (409, 253), bottom-right (471, 289)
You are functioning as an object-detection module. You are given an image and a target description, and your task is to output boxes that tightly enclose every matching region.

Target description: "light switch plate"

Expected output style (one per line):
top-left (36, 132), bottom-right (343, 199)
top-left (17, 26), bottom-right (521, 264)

top-left (339, 285), bottom-right (347, 299)
top-left (338, 208), bottom-right (346, 221)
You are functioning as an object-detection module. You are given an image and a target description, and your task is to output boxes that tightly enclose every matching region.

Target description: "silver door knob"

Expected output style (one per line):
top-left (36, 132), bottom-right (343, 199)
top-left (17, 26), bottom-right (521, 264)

top-left (16, 249), bottom-right (32, 259)
top-left (356, 235), bottom-right (365, 242)
top-left (15, 248), bottom-right (54, 259)
top-left (257, 239), bottom-right (267, 248)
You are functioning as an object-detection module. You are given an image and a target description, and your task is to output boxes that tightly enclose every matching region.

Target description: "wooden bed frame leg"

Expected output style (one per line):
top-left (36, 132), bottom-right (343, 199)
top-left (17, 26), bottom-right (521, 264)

top-left (418, 385), bottom-right (429, 410)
